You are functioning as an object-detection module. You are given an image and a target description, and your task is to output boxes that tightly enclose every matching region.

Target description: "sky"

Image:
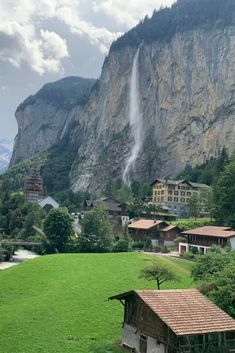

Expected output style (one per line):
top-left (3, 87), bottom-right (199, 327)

top-left (0, 0), bottom-right (175, 142)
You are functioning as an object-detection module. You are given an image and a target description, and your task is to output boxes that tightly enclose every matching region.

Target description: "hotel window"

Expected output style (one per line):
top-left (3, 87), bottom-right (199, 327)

top-left (161, 190), bottom-right (164, 195)
top-left (168, 190), bottom-right (172, 195)
top-left (154, 197), bottom-right (157, 202)
top-left (177, 186), bottom-right (180, 190)
top-left (186, 198), bottom-right (190, 203)
top-left (180, 198), bottom-right (185, 202)
top-left (161, 196), bottom-right (164, 201)
top-left (187, 192), bottom-right (191, 196)
top-left (168, 197), bottom-right (172, 201)
top-left (181, 186), bottom-right (185, 190)
top-left (174, 191), bottom-right (179, 195)
top-left (154, 191), bottom-right (157, 196)
top-left (181, 191), bottom-right (185, 196)
top-left (174, 197), bottom-right (178, 202)
top-left (186, 186), bottom-right (189, 190)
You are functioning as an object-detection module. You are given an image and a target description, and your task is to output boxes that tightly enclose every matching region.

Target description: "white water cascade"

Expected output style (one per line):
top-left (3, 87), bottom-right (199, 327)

top-left (122, 45), bottom-right (143, 184)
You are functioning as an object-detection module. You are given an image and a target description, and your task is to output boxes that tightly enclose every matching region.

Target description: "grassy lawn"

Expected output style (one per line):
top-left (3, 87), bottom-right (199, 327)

top-left (0, 253), bottom-right (194, 353)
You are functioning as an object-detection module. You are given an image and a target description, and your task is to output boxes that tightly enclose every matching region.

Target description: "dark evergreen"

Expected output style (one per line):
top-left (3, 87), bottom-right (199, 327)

top-left (111, 0), bottom-right (235, 52)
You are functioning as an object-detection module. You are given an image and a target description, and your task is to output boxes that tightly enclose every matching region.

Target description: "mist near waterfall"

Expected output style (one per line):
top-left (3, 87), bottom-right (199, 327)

top-left (122, 45), bottom-right (143, 185)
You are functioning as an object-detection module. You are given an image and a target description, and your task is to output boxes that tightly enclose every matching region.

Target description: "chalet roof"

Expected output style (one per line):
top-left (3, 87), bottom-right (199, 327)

top-left (109, 289), bottom-right (235, 336)
top-left (128, 219), bottom-right (164, 230)
top-left (181, 226), bottom-right (235, 238)
top-left (162, 225), bottom-right (178, 232)
top-left (38, 196), bottom-right (59, 209)
top-left (150, 178), bottom-right (209, 189)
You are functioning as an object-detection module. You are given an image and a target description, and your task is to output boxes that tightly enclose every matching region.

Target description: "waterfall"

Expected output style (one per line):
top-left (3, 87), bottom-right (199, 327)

top-left (122, 45), bottom-right (143, 184)
top-left (60, 113), bottom-right (72, 140)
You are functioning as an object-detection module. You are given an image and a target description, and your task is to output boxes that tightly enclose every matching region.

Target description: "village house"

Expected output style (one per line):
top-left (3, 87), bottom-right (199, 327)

top-left (128, 220), bottom-right (180, 248)
top-left (179, 226), bottom-right (235, 254)
top-left (38, 196), bottom-right (59, 213)
top-left (84, 197), bottom-right (127, 217)
top-left (151, 179), bottom-right (210, 218)
top-left (109, 289), bottom-right (235, 353)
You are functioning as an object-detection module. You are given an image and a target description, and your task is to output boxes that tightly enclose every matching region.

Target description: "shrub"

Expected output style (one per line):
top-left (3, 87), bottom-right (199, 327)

top-left (112, 240), bottom-right (129, 252)
top-left (161, 246), bottom-right (170, 254)
top-left (0, 240), bottom-right (14, 261)
top-left (131, 241), bottom-right (144, 250)
top-left (180, 251), bottom-right (196, 261)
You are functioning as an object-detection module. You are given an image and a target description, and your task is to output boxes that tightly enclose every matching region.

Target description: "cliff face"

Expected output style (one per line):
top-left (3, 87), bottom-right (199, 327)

top-left (68, 27), bottom-right (235, 193)
top-left (10, 26), bottom-right (235, 193)
top-left (10, 76), bottom-right (95, 165)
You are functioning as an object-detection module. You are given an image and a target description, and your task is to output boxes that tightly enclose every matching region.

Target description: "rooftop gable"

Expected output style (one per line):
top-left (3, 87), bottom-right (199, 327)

top-left (181, 226), bottom-right (235, 238)
top-left (128, 219), bottom-right (165, 230)
top-left (110, 289), bottom-right (235, 336)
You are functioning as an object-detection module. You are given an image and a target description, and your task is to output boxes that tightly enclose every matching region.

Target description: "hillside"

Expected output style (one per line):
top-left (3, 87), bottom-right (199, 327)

top-left (0, 253), bottom-right (193, 353)
top-left (10, 0), bottom-right (235, 193)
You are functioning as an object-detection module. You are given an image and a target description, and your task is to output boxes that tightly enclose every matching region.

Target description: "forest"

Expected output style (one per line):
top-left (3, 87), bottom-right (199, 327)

top-left (111, 0), bottom-right (235, 51)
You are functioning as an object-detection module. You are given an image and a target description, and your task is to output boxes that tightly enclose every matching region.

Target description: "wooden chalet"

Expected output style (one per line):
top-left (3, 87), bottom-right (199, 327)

top-left (128, 220), bottom-right (180, 248)
top-left (179, 226), bottom-right (235, 254)
top-left (84, 197), bottom-right (127, 216)
top-left (109, 289), bottom-right (235, 353)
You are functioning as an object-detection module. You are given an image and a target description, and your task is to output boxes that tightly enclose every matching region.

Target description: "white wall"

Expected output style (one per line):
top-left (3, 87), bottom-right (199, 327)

top-left (122, 324), bottom-right (165, 353)
top-left (229, 237), bottom-right (235, 251)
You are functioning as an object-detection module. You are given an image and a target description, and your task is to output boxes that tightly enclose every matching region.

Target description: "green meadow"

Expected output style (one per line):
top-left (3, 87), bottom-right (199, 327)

top-left (0, 253), bottom-right (194, 353)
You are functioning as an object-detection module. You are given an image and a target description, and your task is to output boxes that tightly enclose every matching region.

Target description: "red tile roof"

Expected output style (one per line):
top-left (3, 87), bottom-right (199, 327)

top-left (181, 226), bottom-right (235, 238)
top-left (110, 289), bottom-right (235, 336)
top-left (128, 219), bottom-right (164, 230)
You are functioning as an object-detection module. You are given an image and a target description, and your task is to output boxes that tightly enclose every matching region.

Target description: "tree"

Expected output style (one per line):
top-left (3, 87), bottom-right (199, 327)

top-left (199, 187), bottom-right (213, 219)
top-left (191, 250), bottom-right (230, 282)
top-left (192, 250), bottom-right (235, 318)
top-left (43, 208), bottom-right (74, 253)
top-left (79, 206), bottom-right (114, 252)
top-left (188, 193), bottom-right (200, 218)
top-left (213, 153), bottom-right (235, 226)
top-left (139, 264), bottom-right (178, 289)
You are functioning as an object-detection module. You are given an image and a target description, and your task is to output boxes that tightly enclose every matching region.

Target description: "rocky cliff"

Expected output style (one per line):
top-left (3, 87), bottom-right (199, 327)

top-left (10, 76), bottom-right (95, 165)
top-left (10, 0), bottom-right (235, 194)
top-left (67, 27), bottom-right (235, 193)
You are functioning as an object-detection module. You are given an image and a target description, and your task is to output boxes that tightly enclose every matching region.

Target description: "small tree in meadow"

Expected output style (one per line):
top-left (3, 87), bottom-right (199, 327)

top-left (139, 264), bottom-right (178, 289)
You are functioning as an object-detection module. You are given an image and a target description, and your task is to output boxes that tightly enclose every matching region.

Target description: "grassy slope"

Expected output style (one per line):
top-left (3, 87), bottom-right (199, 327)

top-left (0, 253), bottom-right (194, 353)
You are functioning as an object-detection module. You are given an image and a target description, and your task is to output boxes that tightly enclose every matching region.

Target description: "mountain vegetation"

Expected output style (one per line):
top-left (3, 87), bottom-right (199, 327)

top-left (17, 76), bottom-right (96, 112)
top-left (111, 0), bottom-right (235, 51)
top-left (177, 147), bottom-right (229, 185)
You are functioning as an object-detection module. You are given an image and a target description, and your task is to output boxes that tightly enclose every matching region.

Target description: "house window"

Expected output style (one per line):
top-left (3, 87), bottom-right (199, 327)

top-left (168, 197), bottom-right (172, 201)
top-left (139, 335), bottom-right (147, 353)
top-left (181, 186), bottom-right (185, 190)
top-left (161, 190), bottom-right (164, 195)
top-left (180, 198), bottom-right (185, 202)
top-left (174, 191), bottom-right (179, 195)
top-left (187, 192), bottom-right (191, 196)
top-left (174, 197), bottom-right (178, 202)
top-left (181, 191), bottom-right (185, 196)
top-left (168, 190), bottom-right (172, 195)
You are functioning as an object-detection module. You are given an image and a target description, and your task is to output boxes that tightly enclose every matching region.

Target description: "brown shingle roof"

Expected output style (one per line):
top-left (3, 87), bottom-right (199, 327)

top-left (162, 225), bottom-right (178, 232)
top-left (110, 289), bottom-right (235, 336)
top-left (181, 226), bottom-right (235, 238)
top-left (128, 219), bottom-right (164, 230)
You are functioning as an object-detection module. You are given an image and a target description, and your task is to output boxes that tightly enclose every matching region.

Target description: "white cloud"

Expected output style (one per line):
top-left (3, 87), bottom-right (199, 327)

top-left (92, 0), bottom-right (175, 27)
top-left (0, 0), bottom-right (174, 74)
